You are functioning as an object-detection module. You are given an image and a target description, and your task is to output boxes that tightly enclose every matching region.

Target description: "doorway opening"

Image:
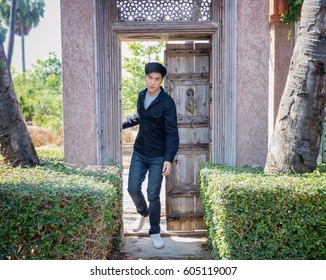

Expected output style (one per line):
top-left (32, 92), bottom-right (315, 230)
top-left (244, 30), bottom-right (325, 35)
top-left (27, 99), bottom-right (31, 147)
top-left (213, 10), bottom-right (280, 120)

top-left (121, 41), bottom-right (166, 234)
top-left (121, 39), bottom-right (211, 235)
top-left (90, 0), bottom-right (238, 234)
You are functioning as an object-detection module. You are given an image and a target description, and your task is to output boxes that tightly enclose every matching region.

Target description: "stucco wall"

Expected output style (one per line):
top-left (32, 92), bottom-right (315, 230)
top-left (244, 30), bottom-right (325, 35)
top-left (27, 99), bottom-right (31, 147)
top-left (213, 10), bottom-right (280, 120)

top-left (236, 0), bottom-right (269, 167)
top-left (60, 0), bottom-right (97, 166)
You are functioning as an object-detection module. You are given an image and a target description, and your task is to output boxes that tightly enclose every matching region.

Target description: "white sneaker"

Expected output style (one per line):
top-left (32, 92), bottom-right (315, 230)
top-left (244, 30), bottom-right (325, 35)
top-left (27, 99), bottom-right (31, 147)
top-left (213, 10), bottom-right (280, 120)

top-left (150, 233), bottom-right (164, 249)
top-left (132, 215), bottom-right (147, 232)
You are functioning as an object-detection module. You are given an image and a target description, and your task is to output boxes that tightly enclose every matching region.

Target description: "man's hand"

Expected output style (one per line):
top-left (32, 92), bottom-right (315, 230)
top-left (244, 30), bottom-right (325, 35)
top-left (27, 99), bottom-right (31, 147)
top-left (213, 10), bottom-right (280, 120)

top-left (162, 161), bottom-right (172, 176)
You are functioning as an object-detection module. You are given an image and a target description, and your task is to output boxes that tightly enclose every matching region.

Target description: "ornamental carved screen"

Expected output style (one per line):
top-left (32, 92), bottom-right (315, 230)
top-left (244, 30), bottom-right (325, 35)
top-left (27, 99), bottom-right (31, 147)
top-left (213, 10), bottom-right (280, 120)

top-left (116, 0), bottom-right (213, 22)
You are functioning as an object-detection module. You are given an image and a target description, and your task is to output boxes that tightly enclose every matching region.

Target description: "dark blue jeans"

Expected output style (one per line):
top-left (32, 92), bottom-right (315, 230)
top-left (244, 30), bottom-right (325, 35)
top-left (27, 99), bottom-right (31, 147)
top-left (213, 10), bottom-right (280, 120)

top-left (128, 151), bottom-right (164, 235)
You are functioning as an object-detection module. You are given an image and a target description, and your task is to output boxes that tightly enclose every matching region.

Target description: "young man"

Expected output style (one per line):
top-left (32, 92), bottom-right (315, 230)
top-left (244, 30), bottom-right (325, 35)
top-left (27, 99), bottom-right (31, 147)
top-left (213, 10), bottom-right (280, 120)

top-left (122, 62), bottom-right (179, 249)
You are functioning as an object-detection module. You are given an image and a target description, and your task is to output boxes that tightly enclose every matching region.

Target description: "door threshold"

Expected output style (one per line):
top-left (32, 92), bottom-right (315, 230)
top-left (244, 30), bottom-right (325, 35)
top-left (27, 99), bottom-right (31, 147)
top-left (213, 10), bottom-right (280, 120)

top-left (124, 230), bottom-right (207, 237)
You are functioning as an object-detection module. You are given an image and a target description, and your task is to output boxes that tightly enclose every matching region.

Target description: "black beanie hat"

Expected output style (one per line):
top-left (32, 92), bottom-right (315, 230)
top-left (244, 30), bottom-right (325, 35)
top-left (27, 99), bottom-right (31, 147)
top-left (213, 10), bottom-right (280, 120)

top-left (145, 62), bottom-right (167, 78)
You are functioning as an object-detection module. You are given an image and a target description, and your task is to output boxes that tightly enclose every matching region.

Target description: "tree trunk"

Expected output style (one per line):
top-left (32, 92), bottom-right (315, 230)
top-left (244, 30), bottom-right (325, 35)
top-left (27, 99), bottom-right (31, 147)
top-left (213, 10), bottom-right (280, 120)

top-left (7, 0), bottom-right (17, 69)
top-left (21, 30), bottom-right (26, 72)
top-left (265, 0), bottom-right (326, 174)
top-left (0, 41), bottom-right (39, 167)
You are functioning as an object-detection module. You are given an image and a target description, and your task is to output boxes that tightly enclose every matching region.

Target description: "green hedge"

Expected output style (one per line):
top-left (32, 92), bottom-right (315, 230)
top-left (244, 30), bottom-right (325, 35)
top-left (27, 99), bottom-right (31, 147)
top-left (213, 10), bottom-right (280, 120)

top-left (200, 163), bottom-right (326, 260)
top-left (0, 149), bottom-right (122, 260)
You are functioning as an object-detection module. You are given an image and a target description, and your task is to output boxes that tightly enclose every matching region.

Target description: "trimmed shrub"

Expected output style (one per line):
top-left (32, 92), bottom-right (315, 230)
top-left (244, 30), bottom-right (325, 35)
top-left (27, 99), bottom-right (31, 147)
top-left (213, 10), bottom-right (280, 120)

top-left (200, 163), bottom-right (326, 260)
top-left (0, 149), bottom-right (122, 259)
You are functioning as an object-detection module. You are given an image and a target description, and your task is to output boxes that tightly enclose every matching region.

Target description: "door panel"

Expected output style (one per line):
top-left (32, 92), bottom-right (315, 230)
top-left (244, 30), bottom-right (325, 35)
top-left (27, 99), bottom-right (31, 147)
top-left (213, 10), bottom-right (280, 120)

top-left (164, 43), bottom-right (210, 231)
top-left (178, 127), bottom-right (209, 145)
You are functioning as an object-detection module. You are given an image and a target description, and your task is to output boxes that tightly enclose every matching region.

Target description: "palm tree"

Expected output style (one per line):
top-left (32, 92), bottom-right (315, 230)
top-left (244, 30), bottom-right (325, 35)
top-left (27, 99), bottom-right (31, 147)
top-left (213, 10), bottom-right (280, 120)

top-left (0, 0), bottom-right (17, 68)
top-left (0, 0), bottom-right (44, 72)
top-left (7, 0), bottom-right (17, 68)
top-left (15, 0), bottom-right (44, 72)
top-left (0, 41), bottom-right (39, 167)
top-left (265, 0), bottom-right (326, 174)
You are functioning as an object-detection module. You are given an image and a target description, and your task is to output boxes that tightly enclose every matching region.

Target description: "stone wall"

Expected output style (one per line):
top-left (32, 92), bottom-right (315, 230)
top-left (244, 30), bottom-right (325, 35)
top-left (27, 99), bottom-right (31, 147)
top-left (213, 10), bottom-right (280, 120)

top-left (60, 0), bottom-right (97, 166)
top-left (60, 0), bottom-right (293, 168)
top-left (236, 0), bottom-right (270, 167)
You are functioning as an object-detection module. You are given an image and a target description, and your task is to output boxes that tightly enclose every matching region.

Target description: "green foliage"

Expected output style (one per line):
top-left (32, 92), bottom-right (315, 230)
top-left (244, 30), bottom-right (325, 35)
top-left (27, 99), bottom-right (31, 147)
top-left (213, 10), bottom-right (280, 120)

top-left (13, 52), bottom-right (62, 132)
top-left (280, 0), bottom-right (304, 39)
top-left (0, 59), bottom-right (4, 69)
top-left (0, 20), bottom-right (7, 44)
top-left (0, 0), bottom-right (45, 35)
top-left (0, 0), bottom-right (10, 25)
top-left (0, 0), bottom-right (10, 24)
top-left (0, 148), bottom-right (122, 260)
top-left (280, 0), bottom-right (304, 24)
top-left (122, 41), bottom-right (166, 118)
top-left (200, 162), bottom-right (326, 260)
top-left (323, 120), bottom-right (326, 162)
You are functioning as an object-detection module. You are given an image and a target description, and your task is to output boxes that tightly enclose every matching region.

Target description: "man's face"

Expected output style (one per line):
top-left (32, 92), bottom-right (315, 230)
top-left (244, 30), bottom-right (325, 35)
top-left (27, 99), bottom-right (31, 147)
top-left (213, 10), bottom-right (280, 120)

top-left (145, 72), bottom-right (163, 95)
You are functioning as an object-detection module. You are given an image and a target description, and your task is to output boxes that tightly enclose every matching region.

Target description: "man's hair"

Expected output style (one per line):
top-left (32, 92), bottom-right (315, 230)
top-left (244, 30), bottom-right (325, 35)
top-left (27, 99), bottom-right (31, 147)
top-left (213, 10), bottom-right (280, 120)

top-left (145, 62), bottom-right (167, 78)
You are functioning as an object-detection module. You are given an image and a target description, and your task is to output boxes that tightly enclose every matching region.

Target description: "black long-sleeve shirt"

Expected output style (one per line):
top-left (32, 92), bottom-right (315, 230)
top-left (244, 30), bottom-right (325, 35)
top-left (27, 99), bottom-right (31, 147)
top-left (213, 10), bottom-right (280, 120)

top-left (123, 87), bottom-right (179, 163)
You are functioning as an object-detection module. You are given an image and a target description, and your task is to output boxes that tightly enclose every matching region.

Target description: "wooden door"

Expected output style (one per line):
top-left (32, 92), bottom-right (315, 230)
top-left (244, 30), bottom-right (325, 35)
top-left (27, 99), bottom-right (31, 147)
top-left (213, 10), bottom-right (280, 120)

top-left (164, 43), bottom-right (210, 231)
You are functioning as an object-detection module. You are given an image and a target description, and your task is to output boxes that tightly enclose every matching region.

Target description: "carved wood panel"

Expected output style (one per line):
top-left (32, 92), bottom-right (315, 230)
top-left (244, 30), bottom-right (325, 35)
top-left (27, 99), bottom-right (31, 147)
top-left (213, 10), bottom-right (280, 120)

top-left (164, 43), bottom-right (210, 231)
top-left (116, 0), bottom-right (213, 22)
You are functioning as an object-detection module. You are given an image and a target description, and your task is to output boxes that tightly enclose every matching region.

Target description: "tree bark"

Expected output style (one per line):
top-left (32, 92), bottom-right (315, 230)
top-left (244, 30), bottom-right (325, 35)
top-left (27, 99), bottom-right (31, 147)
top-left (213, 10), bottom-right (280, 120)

top-left (0, 41), bottom-right (39, 167)
top-left (265, 0), bottom-right (326, 174)
top-left (7, 0), bottom-right (17, 69)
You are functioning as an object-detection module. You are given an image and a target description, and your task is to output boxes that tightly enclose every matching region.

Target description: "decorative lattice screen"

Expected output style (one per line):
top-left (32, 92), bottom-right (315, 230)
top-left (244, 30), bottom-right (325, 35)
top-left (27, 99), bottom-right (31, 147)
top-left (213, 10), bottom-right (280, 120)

top-left (116, 0), bottom-right (213, 22)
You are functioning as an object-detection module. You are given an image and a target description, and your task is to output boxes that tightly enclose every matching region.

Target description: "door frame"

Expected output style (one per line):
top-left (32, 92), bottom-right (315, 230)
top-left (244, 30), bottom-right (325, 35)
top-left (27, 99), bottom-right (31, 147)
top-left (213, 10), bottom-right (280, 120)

top-left (92, 0), bottom-right (237, 167)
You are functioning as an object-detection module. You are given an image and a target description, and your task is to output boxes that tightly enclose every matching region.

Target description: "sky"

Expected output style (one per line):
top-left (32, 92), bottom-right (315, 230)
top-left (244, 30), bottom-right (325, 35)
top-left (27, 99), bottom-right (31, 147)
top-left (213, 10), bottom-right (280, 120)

top-left (4, 0), bottom-right (61, 72)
